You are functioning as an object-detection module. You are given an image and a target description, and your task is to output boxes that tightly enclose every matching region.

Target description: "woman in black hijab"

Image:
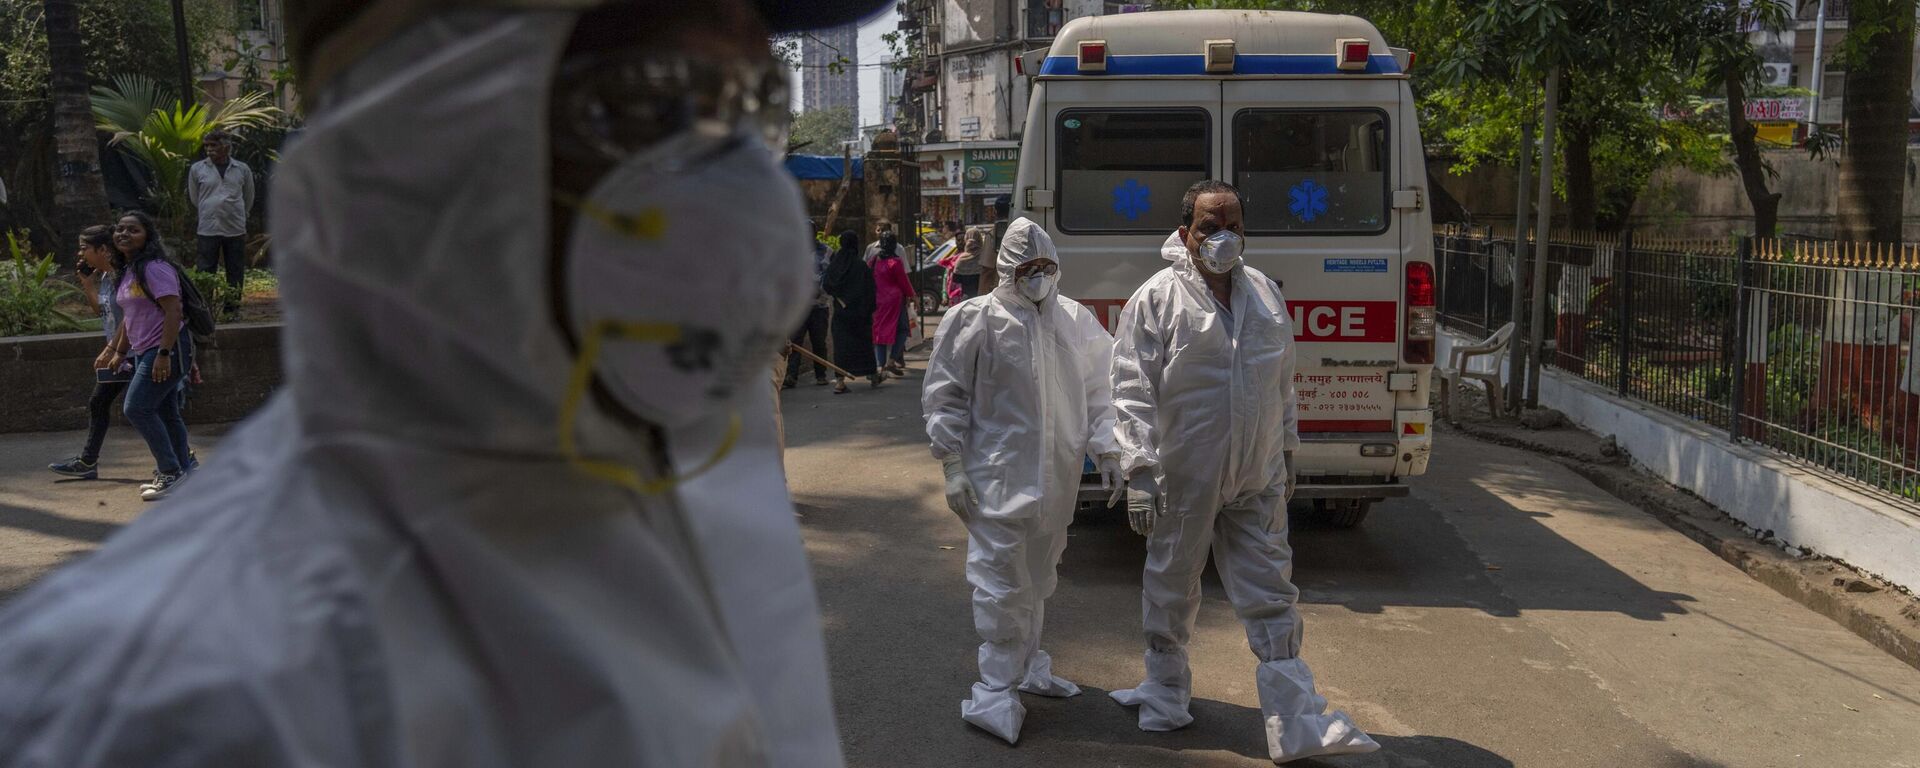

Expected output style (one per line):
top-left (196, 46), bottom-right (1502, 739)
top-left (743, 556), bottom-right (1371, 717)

top-left (822, 229), bottom-right (883, 392)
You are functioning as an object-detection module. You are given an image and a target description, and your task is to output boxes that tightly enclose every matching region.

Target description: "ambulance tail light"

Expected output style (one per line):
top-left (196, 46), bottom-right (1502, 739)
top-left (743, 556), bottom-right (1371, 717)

top-left (1336, 38), bottom-right (1370, 71)
top-left (1079, 40), bottom-right (1108, 72)
top-left (1405, 261), bottom-right (1436, 365)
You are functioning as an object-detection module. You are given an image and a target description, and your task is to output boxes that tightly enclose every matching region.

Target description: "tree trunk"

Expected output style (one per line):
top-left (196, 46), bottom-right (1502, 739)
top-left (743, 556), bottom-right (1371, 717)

top-left (1724, 71), bottom-right (1781, 238)
top-left (1835, 0), bottom-right (1916, 243)
top-left (1562, 118), bottom-right (1597, 232)
top-left (42, 0), bottom-right (110, 249)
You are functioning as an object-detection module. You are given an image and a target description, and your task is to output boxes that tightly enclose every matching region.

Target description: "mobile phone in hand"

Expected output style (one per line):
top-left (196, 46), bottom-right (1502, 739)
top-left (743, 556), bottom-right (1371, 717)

top-left (96, 367), bottom-right (133, 384)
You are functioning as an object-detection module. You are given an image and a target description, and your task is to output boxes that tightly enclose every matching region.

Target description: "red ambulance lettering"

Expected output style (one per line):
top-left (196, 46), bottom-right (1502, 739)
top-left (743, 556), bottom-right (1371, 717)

top-left (1286, 301), bottom-right (1397, 343)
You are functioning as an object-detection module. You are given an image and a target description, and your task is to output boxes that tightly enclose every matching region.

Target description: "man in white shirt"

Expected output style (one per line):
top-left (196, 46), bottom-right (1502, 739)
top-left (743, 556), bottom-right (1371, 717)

top-left (186, 128), bottom-right (254, 310)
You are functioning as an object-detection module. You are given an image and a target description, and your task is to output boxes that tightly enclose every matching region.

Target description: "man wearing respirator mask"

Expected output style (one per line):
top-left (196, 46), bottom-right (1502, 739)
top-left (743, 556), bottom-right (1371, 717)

top-left (0, 1), bottom-right (888, 764)
top-left (921, 217), bottom-right (1122, 744)
top-left (1108, 181), bottom-right (1379, 763)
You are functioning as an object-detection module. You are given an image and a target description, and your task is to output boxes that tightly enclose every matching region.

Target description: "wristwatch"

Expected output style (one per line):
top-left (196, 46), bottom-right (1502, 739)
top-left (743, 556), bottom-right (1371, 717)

top-left (156, 348), bottom-right (174, 357)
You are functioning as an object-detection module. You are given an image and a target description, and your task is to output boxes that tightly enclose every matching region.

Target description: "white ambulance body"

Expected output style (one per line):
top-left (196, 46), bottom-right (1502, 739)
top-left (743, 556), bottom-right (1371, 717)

top-left (1016, 10), bottom-right (1434, 522)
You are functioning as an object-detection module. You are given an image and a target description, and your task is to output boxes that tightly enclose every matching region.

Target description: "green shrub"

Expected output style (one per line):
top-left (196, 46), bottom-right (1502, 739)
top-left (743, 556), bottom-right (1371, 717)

top-left (0, 231), bottom-right (87, 337)
top-left (182, 267), bottom-right (237, 320)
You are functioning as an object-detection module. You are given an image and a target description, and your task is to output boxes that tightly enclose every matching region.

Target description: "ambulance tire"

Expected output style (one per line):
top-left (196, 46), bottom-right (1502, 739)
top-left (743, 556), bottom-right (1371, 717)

top-left (1311, 499), bottom-right (1373, 529)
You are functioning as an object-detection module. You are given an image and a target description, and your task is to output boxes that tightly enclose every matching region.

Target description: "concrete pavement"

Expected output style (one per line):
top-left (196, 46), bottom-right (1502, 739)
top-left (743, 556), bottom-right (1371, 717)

top-left (0, 422), bottom-right (229, 602)
top-left (780, 356), bottom-right (1920, 767)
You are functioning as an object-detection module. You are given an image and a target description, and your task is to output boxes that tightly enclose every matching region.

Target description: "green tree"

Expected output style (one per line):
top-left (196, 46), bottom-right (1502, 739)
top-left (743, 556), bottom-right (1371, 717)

top-left (1681, 0), bottom-right (1797, 237)
top-left (0, 0), bottom-right (232, 249)
top-left (42, 0), bottom-right (109, 248)
top-left (789, 105), bottom-right (858, 154)
top-left (1832, 0), bottom-right (1916, 242)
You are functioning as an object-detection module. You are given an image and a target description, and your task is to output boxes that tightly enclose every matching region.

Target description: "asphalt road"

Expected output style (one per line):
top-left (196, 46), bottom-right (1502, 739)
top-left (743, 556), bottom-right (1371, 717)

top-left (3, 354), bottom-right (1917, 766)
top-left (779, 352), bottom-right (1920, 768)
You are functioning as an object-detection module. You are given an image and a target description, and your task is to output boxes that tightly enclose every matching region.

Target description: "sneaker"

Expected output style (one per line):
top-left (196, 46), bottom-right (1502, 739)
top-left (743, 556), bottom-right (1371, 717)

top-left (141, 472), bottom-right (182, 501)
top-left (48, 457), bottom-right (98, 479)
top-left (184, 450), bottom-right (200, 473)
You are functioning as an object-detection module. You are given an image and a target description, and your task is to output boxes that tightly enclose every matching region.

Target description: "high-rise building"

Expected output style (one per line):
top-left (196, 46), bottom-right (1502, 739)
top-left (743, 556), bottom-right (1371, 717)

top-left (879, 62), bottom-right (905, 126)
top-left (801, 24), bottom-right (861, 117)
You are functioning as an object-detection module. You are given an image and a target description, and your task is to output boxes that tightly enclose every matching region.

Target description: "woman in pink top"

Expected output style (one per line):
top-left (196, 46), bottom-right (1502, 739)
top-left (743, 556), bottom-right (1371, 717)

top-left (102, 212), bottom-right (196, 501)
top-left (870, 233), bottom-right (915, 377)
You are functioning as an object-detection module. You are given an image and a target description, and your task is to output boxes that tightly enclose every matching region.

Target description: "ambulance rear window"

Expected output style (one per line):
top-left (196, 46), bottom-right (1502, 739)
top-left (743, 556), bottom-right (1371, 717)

top-left (1056, 109), bottom-right (1211, 233)
top-left (1233, 109), bottom-right (1389, 235)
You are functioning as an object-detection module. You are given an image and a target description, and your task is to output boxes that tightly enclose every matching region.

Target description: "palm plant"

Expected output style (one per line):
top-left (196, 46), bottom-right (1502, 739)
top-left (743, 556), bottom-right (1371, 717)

top-left (89, 74), bottom-right (281, 237)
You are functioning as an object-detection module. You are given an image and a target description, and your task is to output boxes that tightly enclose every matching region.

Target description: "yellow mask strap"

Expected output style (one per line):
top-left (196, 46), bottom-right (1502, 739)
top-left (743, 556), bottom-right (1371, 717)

top-left (559, 319), bottom-right (743, 494)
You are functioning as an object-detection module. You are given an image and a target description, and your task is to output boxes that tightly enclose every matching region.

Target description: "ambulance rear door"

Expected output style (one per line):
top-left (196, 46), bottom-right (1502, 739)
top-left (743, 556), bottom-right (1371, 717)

top-left (1221, 79), bottom-right (1406, 483)
top-left (1040, 79), bottom-right (1221, 329)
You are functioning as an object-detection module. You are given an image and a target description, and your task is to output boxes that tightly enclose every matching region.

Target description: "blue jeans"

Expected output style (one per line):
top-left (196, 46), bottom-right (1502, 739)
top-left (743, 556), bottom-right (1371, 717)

top-left (123, 341), bottom-right (191, 475)
top-left (875, 342), bottom-right (899, 369)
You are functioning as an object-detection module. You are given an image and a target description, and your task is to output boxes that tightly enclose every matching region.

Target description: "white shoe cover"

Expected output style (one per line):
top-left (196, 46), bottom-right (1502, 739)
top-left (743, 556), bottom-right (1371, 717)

top-left (1265, 710), bottom-right (1380, 763)
top-left (1258, 658), bottom-right (1380, 763)
top-left (1016, 650), bottom-right (1081, 698)
top-left (961, 684), bottom-right (1025, 744)
top-left (1108, 684), bottom-right (1195, 731)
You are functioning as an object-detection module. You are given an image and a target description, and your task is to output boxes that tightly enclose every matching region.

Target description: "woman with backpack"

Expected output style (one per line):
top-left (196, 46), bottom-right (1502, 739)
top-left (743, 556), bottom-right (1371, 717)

top-left (101, 212), bottom-right (198, 500)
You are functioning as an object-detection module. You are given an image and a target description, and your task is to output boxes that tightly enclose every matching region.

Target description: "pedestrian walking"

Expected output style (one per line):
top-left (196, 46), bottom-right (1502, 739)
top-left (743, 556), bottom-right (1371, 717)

top-left (952, 225), bottom-right (983, 299)
top-left (870, 232), bottom-right (914, 377)
top-left (187, 128), bottom-right (254, 312)
top-left (922, 217), bottom-right (1123, 744)
top-left (1108, 181), bottom-right (1378, 763)
top-left (104, 212), bottom-right (197, 501)
top-left (824, 228), bottom-right (884, 392)
top-left (783, 233), bottom-right (833, 389)
top-left (46, 226), bottom-right (130, 480)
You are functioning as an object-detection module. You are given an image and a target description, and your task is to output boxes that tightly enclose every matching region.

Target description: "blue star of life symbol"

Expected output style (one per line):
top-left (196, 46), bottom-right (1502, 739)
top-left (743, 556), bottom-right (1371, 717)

top-left (1112, 178), bottom-right (1150, 221)
top-left (1289, 179), bottom-right (1329, 223)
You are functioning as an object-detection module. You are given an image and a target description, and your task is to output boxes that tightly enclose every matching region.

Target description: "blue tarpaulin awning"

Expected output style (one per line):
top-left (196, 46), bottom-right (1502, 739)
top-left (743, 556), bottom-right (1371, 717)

top-left (785, 154), bottom-right (862, 180)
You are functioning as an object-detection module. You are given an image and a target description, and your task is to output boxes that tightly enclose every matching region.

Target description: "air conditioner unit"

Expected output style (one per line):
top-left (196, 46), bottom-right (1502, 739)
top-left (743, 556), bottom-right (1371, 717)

top-left (1760, 62), bottom-right (1793, 88)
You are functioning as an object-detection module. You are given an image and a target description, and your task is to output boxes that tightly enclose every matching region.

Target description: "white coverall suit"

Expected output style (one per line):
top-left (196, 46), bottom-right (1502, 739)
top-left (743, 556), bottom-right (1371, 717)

top-left (0, 9), bottom-right (851, 767)
top-left (1108, 233), bottom-right (1378, 762)
top-left (922, 218), bottom-right (1120, 744)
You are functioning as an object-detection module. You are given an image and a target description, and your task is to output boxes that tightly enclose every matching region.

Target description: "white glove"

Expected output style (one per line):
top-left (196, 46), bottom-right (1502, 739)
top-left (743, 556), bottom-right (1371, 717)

top-left (941, 456), bottom-right (979, 520)
top-left (1126, 471), bottom-right (1162, 536)
top-left (1097, 454), bottom-right (1125, 506)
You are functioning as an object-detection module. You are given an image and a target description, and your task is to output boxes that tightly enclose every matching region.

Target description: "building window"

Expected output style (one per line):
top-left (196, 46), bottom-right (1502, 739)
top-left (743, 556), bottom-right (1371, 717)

top-left (1056, 109), bottom-right (1211, 233)
top-left (1232, 109), bottom-right (1390, 235)
top-left (235, 0), bottom-right (265, 31)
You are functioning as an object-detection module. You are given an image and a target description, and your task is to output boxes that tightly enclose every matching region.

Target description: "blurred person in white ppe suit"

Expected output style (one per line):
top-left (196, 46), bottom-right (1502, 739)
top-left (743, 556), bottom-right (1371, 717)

top-left (921, 217), bottom-right (1123, 744)
top-left (0, 1), bottom-right (894, 765)
top-left (1108, 181), bottom-right (1379, 763)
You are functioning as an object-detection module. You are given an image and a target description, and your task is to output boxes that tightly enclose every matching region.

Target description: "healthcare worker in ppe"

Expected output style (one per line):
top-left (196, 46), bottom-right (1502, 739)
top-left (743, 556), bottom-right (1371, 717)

top-left (1108, 180), bottom-right (1379, 763)
top-left (0, 1), bottom-right (891, 765)
top-left (922, 217), bottom-right (1123, 744)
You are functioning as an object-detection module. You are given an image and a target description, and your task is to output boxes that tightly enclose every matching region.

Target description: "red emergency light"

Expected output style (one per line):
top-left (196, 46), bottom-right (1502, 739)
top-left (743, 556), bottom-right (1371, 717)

top-left (1079, 40), bottom-right (1108, 72)
top-left (1336, 38), bottom-right (1370, 71)
top-left (1405, 261), bottom-right (1436, 364)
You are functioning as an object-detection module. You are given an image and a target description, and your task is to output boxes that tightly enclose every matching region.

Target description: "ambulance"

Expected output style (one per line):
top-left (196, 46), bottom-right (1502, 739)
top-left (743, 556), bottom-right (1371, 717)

top-left (1017, 10), bottom-right (1434, 527)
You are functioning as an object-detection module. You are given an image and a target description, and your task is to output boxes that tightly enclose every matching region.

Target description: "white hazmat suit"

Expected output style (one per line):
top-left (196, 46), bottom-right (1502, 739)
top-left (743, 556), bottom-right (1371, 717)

top-left (921, 218), bottom-right (1120, 744)
top-left (1107, 231), bottom-right (1379, 763)
top-left (0, 9), bottom-right (855, 767)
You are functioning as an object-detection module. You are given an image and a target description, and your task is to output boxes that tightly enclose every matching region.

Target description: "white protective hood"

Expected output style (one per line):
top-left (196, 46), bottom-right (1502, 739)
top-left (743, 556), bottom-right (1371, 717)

top-left (0, 12), bottom-right (842, 767)
top-left (923, 217), bottom-right (1117, 530)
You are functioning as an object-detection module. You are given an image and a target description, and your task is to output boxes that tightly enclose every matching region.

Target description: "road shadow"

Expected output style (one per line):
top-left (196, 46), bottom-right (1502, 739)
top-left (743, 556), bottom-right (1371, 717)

top-left (0, 502), bottom-right (122, 544)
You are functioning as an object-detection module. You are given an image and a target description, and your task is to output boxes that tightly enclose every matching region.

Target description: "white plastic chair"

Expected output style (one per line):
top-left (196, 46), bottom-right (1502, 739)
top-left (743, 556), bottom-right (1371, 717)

top-left (1438, 322), bottom-right (1515, 424)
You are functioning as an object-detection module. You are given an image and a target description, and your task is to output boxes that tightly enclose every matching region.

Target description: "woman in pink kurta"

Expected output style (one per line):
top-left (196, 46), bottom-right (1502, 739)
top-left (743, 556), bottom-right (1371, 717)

top-left (871, 233), bottom-right (916, 376)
